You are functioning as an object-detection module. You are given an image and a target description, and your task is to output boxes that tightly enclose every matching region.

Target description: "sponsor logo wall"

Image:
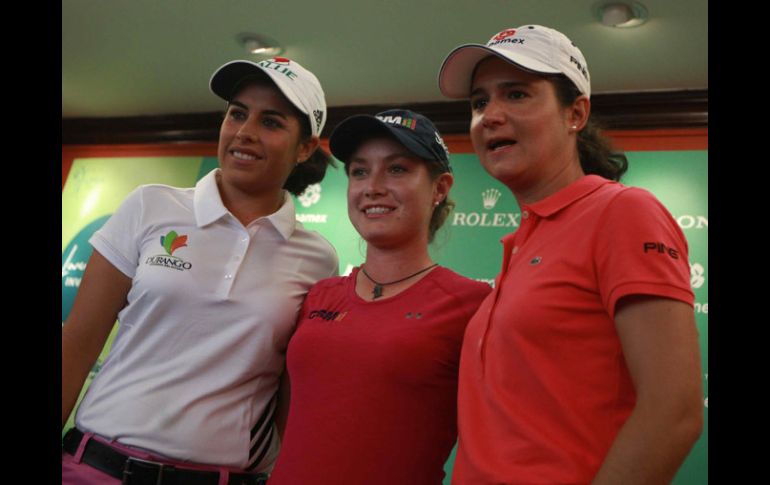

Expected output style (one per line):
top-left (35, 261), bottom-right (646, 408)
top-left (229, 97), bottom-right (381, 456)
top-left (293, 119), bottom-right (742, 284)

top-left (63, 149), bottom-right (707, 484)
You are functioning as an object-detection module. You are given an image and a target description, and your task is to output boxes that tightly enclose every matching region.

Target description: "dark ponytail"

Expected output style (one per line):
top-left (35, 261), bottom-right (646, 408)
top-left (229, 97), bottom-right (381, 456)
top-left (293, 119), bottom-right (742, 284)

top-left (551, 75), bottom-right (628, 182)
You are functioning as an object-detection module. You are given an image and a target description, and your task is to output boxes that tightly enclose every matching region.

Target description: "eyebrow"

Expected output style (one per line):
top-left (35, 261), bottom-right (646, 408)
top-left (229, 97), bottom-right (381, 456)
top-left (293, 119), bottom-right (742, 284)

top-left (470, 81), bottom-right (528, 98)
top-left (349, 151), bottom-right (418, 165)
top-left (227, 101), bottom-right (289, 120)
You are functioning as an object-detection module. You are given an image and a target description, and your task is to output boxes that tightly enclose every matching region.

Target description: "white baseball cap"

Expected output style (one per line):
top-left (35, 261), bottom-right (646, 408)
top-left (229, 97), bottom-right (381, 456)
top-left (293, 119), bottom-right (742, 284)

top-left (210, 57), bottom-right (327, 137)
top-left (438, 25), bottom-right (591, 99)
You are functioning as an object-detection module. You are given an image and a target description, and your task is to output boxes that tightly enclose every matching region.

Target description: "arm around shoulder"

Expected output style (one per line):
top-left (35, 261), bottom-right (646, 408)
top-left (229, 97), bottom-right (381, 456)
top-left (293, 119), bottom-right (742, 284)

top-left (62, 250), bottom-right (132, 428)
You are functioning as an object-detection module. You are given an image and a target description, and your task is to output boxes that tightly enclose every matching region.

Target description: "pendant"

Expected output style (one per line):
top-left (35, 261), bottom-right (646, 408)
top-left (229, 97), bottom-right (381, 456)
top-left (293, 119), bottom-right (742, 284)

top-left (372, 284), bottom-right (383, 299)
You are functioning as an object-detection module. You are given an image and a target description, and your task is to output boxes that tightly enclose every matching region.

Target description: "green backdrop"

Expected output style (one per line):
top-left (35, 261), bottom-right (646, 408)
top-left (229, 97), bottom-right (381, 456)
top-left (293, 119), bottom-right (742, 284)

top-left (62, 150), bottom-right (707, 484)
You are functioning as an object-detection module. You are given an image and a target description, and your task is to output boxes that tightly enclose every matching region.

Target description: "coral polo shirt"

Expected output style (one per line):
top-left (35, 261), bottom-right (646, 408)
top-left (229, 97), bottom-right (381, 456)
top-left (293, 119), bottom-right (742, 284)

top-left (453, 175), bottom-right (694, 484)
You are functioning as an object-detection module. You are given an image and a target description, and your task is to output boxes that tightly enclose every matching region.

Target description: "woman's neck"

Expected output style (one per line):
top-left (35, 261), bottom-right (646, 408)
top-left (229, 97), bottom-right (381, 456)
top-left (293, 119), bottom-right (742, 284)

top-left (356, 242), bottom-right (437, 301)
top-left (216, 173), bottom-right (284, 226)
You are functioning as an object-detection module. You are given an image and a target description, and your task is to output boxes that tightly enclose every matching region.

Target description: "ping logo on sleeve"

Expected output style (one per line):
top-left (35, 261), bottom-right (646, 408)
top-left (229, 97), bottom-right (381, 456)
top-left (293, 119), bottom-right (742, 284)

top-left (643, 242), bottom-right (680, 260)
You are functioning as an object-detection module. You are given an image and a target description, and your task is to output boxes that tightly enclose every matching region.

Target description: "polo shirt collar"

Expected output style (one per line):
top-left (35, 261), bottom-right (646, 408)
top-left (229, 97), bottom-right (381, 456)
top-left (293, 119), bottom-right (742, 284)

top-left (526, 174), bottom-right (612, 218)
top-left (193, 169), bottom-right (297, 240)
top-left (194, 169), bottom-right (229, 227)
top-left (264, 191), bottom-right (297, 241)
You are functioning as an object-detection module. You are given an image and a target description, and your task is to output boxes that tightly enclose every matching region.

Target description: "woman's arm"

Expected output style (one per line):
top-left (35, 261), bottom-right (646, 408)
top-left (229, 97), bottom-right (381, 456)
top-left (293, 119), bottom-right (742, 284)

top-left (592, 295), bottom-right (704, 484)
top-left (62, 250), bottom-right (132, 428)
top-left (274, 368), bottom-right (291, 441)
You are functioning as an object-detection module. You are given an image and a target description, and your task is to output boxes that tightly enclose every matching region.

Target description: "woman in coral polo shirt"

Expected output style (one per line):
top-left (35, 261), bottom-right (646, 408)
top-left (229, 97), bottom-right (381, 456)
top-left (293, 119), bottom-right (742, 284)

top-left (438, 25), bottom-right (703, 484)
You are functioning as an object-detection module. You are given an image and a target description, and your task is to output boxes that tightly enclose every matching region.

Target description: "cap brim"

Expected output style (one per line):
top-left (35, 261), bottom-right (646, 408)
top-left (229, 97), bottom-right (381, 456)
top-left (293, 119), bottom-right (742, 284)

top-left (209, 61), bottom-right (309, 116)
top-left (438, 43), bottom-right (560, 99)
top-left (329, 115), bottom-right (436, 164)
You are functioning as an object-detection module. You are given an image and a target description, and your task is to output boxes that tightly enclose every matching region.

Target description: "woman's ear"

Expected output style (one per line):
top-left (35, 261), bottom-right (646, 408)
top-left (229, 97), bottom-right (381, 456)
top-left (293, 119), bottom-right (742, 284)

top-left (567, 95), bottom-right (591, 132)
top-left (297, 135), bottom-right (321, 164)
top-left (434, 172), bottom-right (454, 204)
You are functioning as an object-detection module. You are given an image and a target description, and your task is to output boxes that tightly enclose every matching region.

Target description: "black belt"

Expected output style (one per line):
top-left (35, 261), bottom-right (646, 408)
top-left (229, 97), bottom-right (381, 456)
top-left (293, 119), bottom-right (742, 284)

top-left (62, 428), bottom-right (267, 485)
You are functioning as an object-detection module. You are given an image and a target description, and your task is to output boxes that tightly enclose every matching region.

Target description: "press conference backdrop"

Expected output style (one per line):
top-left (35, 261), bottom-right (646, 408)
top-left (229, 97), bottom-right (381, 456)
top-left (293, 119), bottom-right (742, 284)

top-left (62, 149), bottom-right (708, 484)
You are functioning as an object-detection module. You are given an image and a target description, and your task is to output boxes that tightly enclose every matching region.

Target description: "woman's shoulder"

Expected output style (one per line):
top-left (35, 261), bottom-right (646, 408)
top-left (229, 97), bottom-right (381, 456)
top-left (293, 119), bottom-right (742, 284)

top-left (431, 267), bottom-right (493, 300)
top-left (308, 270), bottom-right (355, 295)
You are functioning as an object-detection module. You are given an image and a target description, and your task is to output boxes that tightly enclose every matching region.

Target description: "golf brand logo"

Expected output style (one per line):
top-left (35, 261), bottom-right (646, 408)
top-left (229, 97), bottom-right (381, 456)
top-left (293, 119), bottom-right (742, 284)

top-left (161, 231), bottom-right (188, 256)
top-left (482, 189), bottom-right (502, 210)
top-left (145, 230), bottom-right (193, 271)
top-left (257, 58), bottom-right (298, 80)
top-left (690, 262), bottom-right (705, 289)
top-left (298, 183), bottom-right (322, 208)
top-left (313, 110), bottom-right (324, 131)
top-left (376, 115), bottom-right (416, 130)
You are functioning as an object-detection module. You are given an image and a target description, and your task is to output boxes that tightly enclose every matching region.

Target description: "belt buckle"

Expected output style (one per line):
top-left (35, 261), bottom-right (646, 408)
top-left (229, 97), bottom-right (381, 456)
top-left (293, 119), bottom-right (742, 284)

top-left (122, 456), bottom-right (176, 485)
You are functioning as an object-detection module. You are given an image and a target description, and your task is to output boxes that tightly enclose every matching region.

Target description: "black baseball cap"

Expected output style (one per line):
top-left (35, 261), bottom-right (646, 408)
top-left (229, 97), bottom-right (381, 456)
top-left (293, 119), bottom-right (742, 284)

top-left (329, 109), bottom-right (451, 172)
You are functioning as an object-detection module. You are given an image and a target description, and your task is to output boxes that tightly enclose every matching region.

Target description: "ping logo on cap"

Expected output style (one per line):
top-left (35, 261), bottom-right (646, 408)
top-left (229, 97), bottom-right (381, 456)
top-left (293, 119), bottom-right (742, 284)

top-left (569, 56), bottom-right (589, 80)
top-left (376, 115), bottom-right (417, 130)
top-left (257, 58), bottom-right (298, 80)
top-left (313, 110), bottom-right (324, 130)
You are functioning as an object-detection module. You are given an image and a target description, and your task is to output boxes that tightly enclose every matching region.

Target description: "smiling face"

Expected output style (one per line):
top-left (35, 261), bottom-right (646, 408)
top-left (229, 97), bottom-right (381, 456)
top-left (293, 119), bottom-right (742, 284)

top-left (469, 56), bottom-right (586, 200)
top-left (347, 136), bottom-right (452, 250)
top-left (217, 80), bottom-right (316, 199)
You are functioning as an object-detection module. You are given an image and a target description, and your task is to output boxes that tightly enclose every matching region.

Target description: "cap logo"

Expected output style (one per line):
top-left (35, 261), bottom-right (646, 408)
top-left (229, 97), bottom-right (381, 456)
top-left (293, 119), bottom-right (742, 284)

top-left (271, 57), bottom-right (291, 64)
top-left (488, 29), bottom-right (525, 47)
top-left (569, 55), bottom-right (589, 80)
top-left (256, 59), bottom-right (298, 80)
top-left (434, 132), bottom-right (450, 158)
top-left (491, 29), bottom-right (517, 42)
top-left (376, 115), bottom-right (416, 130)
top-left (313, 110), bottom-right (324, 130)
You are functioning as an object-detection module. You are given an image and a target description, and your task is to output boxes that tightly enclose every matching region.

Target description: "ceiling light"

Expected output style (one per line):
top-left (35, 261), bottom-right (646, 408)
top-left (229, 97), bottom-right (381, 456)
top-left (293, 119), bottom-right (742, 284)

top-left (594, 1), bottom-right (648, 28)
top-left (236, 33), bottom-right (283, 56)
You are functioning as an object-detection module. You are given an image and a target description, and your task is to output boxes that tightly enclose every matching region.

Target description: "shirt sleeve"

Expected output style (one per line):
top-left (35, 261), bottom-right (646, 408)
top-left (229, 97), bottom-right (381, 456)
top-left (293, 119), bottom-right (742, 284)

top-left (594, 187), bottom-right (694, 319)
top-left (88, 186), bottom-right (145, 279)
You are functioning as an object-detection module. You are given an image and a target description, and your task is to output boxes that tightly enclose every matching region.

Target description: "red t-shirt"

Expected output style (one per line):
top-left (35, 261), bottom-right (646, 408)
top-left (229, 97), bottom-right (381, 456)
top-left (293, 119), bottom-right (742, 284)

top-left (453, 175), bottom-right (694, 484)
top-left (269, 266), bottom-right (491, 485)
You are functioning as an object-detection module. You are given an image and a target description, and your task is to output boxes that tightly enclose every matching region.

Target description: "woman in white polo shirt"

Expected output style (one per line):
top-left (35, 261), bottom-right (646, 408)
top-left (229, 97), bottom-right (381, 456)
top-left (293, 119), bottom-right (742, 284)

top-left (62, 57), bottom-right (338, 485)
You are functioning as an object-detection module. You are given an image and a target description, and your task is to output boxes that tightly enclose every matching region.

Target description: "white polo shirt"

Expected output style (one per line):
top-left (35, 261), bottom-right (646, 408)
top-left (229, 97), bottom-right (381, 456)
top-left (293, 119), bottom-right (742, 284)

top-left (75, 169), bottom-right (338, 471)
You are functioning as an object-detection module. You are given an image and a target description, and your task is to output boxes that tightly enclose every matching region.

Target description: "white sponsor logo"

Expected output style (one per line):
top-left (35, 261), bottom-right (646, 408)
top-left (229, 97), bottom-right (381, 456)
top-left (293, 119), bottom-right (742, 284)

top-left (482, 188), bottom-right (502, 210)
top-left (452, 212), bottom-right (520, 227)
top-left (476, 277), bottom-right (495, 288)
top-left (298, 183), bottom-right (322, 208)
top-left (675, 215), bottom-right (708, 229)
top-left (62, 244), bottom-right (87, 288)
top-left (693, 302), bottom-right (708, 314)
top-left (690, 263), bottom-right (705, 289)
top-left (295, 213), bottom-right (328, 223)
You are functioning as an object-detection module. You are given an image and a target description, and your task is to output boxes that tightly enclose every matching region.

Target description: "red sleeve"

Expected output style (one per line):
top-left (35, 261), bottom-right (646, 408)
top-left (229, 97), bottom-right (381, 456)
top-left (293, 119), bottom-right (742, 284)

top-left (594, 187), bottom-right (694, 319)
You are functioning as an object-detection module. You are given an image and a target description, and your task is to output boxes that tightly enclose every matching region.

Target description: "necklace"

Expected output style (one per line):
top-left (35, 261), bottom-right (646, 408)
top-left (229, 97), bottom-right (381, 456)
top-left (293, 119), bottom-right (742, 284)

top-left (360, 263), bottom-right (439, 299)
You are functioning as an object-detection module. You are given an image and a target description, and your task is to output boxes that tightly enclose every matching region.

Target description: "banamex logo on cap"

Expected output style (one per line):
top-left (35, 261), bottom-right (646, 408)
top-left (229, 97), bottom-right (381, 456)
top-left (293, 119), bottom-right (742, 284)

top-left (491, 29), bottom-right (517, 42)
